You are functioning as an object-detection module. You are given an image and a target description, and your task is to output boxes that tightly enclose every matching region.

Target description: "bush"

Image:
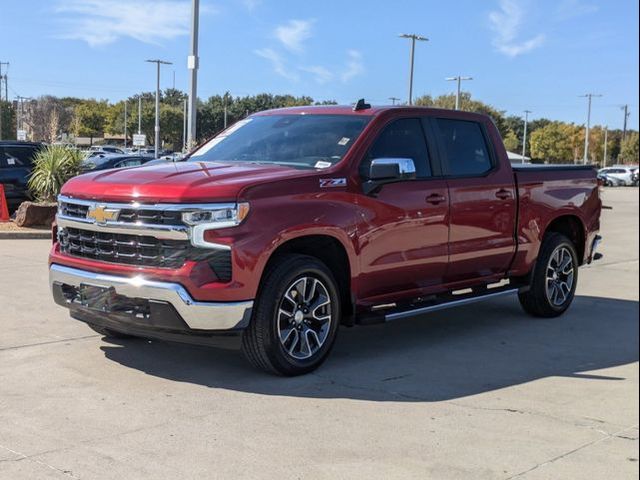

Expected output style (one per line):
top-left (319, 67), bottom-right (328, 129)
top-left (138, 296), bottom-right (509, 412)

top-left (28, 145), bottom-right (83, 203)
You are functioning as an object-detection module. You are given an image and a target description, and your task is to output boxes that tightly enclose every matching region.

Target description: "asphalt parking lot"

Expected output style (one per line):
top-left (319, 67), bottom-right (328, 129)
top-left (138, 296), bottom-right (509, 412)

top-left (0, 188), bottom-right (638, 480)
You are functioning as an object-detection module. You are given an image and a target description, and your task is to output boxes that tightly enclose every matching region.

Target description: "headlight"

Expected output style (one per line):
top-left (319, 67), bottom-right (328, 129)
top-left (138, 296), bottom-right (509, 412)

top-left (182, 202), bottom-right (250, 229)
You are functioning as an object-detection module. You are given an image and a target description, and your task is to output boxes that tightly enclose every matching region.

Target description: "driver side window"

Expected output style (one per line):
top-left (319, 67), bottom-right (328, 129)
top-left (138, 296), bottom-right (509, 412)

top-left (361, 118), bottom-right (431, 179)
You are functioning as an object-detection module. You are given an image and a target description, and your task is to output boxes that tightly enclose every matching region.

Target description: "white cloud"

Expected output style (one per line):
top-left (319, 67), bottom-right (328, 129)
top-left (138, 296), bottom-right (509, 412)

top-left (300, 65), bottom-right (334, 84)
top-left (554, 0), bottom-right (598, 20)
top-left (241, 0), bottom-right (262, 11)
top-left (54, 0), bottom-right (213, 47)
top-left (275, 19), bottom-right (313, 53)
top-left (341, 50), bottom-right (364, 82)
top-left (254, 48), bottom-right (299, 81)
top-left (488, 0), bottom-right (545, 57)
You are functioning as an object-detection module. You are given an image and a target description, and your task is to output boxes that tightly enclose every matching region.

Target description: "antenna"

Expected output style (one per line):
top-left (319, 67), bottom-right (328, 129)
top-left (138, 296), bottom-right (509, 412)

top-left (353, 98), bottom-right (371, 111)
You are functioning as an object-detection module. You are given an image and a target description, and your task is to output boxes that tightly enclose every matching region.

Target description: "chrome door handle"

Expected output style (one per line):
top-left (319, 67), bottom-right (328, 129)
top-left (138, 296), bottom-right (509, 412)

top-left (426, 194), bottom-right (446, 205)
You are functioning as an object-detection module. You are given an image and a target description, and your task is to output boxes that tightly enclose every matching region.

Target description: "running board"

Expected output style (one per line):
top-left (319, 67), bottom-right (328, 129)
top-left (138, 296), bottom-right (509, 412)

top-left (357, 286), bottom-right (522, 325)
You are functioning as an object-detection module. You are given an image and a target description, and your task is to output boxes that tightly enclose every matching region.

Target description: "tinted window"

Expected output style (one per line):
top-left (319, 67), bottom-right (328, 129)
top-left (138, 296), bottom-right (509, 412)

top-left (363, 118), bottom-right (431, 178)
top-left (0, 146), bottom-right (39, 168)
top-left (435, 119), bottom-right (492, 176)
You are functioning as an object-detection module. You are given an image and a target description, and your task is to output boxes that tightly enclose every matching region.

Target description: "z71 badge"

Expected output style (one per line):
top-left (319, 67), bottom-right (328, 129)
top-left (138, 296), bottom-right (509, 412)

top-left (319, 178), bottom-right (347, 188)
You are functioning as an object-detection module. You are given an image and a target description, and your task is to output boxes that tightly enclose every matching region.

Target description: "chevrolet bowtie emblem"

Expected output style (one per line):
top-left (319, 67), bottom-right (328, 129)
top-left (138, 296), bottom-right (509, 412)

top-left (86, 205), bottom-right (119, 225)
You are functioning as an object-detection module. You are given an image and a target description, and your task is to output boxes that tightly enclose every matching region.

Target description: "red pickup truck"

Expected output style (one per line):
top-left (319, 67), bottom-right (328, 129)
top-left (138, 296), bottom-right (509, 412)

top-left (49, 103), bottom-right (602, 376)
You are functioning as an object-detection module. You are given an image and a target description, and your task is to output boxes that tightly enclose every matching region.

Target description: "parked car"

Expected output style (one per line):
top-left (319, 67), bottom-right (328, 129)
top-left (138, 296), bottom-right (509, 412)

top-left (49, 104), bottom-right (603, 376)
top-left (630, 167), bottom-right (639, 186)
top-left (80, 154), bottom-right (155, 172)
top-left (598, 166), bottom-right (636, 186)
top-left (0, 141), bottom-right (45, 210)
top-left (597, 171), bottom-right (625, 187)
top-left (84, 145), bottom-right (125, 159)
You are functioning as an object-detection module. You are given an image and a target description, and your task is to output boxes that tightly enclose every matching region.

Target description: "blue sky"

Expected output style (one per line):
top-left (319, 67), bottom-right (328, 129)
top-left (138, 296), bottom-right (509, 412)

top-left (1, 0), bottom-right (638, 128)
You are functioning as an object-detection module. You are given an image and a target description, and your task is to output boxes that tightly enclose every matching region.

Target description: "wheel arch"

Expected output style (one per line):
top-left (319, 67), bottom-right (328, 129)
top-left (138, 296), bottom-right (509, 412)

top-left (544, 214), bottom-right (587, 265)
top-left (258, 233), bottom-right (356, 323)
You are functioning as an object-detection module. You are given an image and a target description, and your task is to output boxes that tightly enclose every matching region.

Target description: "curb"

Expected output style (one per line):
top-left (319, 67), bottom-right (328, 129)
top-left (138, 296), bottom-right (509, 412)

top-left (0, 230), bottom-right (52, 240)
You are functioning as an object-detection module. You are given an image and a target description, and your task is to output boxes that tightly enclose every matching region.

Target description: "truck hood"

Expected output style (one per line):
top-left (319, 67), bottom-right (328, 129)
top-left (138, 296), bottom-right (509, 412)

top-left (61, 161), bottom-right (310, 203)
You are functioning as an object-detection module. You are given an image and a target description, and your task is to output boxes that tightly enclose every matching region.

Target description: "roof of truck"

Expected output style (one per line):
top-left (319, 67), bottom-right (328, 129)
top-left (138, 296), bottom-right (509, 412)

top-left (254, 104), bottom-right (490, 121)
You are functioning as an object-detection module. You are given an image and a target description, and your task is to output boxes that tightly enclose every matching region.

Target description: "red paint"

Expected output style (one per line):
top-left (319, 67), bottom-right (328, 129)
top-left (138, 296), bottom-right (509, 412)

top-left (50, 106), bottom-right (601, 308)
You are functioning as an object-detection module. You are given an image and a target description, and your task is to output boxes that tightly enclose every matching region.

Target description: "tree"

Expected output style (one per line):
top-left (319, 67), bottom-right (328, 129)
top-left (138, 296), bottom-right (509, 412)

top-left (619, 132), bottom-right (639, 164)
top-left (414, 92), bottom-right (509, 137)
top-left (530, 122), bottom-right (576, 163)
top-left (72, 99), bottom-right (109, 144)
top-left (503, 130), bottom-right (519, 152)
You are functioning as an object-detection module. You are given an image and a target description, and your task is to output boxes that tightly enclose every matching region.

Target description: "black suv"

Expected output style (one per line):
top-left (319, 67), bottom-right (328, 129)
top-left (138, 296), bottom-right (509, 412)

top-left (0, 141), bottom-right (45, 211)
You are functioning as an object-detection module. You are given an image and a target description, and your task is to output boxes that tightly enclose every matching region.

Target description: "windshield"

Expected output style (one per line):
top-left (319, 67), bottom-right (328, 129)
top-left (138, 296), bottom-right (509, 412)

top-left (189, 114), bottom-right (372, 169)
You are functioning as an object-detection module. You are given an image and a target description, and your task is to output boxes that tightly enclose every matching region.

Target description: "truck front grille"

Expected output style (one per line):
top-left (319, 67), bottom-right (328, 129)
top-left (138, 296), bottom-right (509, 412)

top-left (58, 200), bottom-right (185, 226)
top-left (58, 227), bottom-right (190, 269)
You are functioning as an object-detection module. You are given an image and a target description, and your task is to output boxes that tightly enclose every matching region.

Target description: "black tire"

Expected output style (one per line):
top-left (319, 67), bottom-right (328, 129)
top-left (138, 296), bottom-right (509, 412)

top-left (241, 254), bottom-right (341, 376)
top-left (87, 324), bottom-right (136, 339)
top-left (518, 232), bottom-right (579, 318)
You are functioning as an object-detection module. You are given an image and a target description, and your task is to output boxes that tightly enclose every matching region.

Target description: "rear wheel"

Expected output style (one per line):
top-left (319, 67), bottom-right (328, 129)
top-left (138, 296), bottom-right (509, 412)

top-left (518, 233), bottom-right (578, 318)
top-left (242, 254), bottom-right (341, 376)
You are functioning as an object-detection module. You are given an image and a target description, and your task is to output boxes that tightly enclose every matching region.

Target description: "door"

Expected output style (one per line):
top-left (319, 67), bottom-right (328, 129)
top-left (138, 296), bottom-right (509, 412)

top-left (356, 118), bottom-right (449, 302)
top-left (431, 117), bottom-right (516, 283)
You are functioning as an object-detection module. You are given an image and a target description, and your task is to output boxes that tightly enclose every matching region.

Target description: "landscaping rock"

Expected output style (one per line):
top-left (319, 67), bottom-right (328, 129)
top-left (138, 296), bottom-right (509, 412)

top-left (14, 201), bottom-right (57, 227)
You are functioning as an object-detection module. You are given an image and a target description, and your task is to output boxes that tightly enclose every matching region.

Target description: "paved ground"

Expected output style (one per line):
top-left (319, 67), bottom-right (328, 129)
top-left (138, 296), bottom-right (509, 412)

top-left (1, 188), bottom-right (638, 480)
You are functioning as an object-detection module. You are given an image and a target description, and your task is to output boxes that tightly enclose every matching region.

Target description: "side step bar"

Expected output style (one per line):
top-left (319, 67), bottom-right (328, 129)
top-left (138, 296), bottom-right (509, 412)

top-left (357, 285), bottom-right (522, 325)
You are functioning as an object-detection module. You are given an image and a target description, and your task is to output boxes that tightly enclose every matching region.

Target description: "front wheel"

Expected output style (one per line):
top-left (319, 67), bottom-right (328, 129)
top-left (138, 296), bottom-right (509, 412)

top-left (242, 254), bottom-right (341, 376)
top-left (518, 233), bottom-right (579, 318)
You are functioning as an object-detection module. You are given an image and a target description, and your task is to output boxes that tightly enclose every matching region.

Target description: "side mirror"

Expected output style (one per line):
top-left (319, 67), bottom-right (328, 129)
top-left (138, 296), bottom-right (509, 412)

top-left (369, 158), bottom-right (416, 180)
top-left (363, 158), bottom-right (416, 195)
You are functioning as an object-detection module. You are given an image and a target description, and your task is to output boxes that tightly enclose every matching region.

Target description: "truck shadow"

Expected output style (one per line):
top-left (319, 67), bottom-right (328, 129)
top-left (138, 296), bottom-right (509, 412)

top-left (100, 295), bottom-right (638, 402)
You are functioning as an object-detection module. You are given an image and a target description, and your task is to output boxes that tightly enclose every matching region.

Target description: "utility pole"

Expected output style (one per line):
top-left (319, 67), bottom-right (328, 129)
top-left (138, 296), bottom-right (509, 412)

top-left (123, 101), bottom-right (127, 149)
top-left (187, 0), bottom-right (200, 149)
top-left (603, 126), bottom-right (608, 167)
top-left (145, 59), bottom-right (172, 158)
top-left (445, 76), bottom-right (473, 110)
top-left (621, 104), bottom-right (630, 140)
top-left (137, 95), bottom-right (142, 134)
top-left (182, 98), bottom-right (187, 151)
top-left (223, 95), bottom-right (228, 129)
top-left (388, 96), bottom-right (401, 105)
top-left (399, 33), bottom-right (428, 105)
top-left (522, 110), bottom-right (532, 162)
top-left (580, 93), bottom-right (602, 165)
top-left (0, 61), bottom-right (8, 141)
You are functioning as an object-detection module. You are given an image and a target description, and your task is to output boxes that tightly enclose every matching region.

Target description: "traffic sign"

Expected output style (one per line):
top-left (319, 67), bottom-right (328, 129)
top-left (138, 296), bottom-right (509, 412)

top-left (17, 130), bottom-right (27, 141)
top-left (132, 134), bottom-right (146, 146)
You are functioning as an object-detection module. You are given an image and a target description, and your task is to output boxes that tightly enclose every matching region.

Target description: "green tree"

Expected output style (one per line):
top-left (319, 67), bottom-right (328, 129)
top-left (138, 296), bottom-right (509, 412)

top-left (530, 122), bottom-right (576, 163)
top-left (619, 132), bottom-right (639, 164)
top-left (72, 99), bottom-right (109, 144)
top-left (503, 130), bottom-right (520, 152)
top-left (414, 92), bottom-right (509, 137)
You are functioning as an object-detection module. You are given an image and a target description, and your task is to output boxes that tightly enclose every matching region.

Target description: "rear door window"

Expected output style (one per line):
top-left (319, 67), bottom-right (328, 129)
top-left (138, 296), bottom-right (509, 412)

top-left (0, 146), bottom-right (39, 168)
top-left (434, 119), bottom-right (493, 176)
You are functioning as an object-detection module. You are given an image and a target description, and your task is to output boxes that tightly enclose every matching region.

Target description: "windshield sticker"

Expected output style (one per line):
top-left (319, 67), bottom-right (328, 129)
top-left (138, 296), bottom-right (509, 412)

top-left (314, 161), bottom-right (332, 169)
top-left (7, 157), bottom-right (16, 165)
top-left (337, 137), bottom-right (350, 146)
top-left (319, 178), bottom-right (347, 188)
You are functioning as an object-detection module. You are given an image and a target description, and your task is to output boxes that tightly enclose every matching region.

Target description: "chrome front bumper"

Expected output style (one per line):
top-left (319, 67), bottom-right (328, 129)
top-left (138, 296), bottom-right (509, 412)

top-left (49, 264), bottom-right (253, 330)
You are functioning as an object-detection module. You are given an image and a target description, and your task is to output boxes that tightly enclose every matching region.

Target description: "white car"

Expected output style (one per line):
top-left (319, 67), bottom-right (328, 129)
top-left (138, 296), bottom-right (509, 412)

top-left (598, 166), bottom-right (636, 186)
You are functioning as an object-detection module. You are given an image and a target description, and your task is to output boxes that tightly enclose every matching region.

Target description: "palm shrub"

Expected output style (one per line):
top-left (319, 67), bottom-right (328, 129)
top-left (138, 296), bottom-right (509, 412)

top-left (28, 145), bottom-right (83, 203)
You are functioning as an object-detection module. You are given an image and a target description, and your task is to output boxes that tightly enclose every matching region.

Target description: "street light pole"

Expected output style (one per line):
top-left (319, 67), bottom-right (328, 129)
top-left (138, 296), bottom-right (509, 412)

top-left (123, 101), bottom-right (127, 149)
top-left (187, 0), bottom-right (200, 149)
top-left (580, 93), bottom-right (602, 165)
top-left (603, 126), bottom-right (608, 167)
top-left (522, 110), bottom-right (532, 162)
top-left (138, 95), bottom-right (142, 134)
top-left (146, 59), bottom-right (172, 158)
top-left (445, 76), bottom-right (473, 110)
top-left (388, 96), bottom-right (400, 105)
top-left (399, 33), bottom-right (428, 105)
top-left (182, 98), bottom-right (187, 152)
top-left (621, 104), bottom-right (630, 141)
